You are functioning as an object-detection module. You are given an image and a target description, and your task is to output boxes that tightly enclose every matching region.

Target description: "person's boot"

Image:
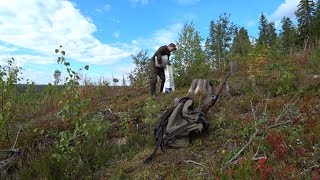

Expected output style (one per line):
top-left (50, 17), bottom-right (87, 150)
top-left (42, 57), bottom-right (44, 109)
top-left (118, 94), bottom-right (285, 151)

top-left (152, 93), bottom-right (157, 99)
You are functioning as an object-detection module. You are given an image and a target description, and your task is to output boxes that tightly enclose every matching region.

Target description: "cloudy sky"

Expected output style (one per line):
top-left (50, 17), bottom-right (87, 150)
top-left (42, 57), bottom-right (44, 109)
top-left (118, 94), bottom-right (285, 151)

top-left (0, 0), bottom-right (300, 84)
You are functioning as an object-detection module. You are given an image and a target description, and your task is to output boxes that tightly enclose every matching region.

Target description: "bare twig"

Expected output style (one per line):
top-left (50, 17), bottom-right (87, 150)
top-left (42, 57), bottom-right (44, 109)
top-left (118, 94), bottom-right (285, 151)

top-left (268, 120), bottom-right (293, 129)
top-left (0, 125), bottom-right (22, 172)
top-left (252, 140), bottom-right (263, 161)
top-left (184, 160), bottom-right (204, 166)
top-left (219, 94), bottom-right (299, 171)
top-left (12, 124), bottom-right (22, 149)
top-left (262, 94), bottom-right (270, 119)
top-left (0, 149), bottom-right (20, 171)
top-left (252, 156), bottom-right (266, 161)
top-left (300, 164), bottom-right (320, 175)
top-left (275, 93), bottom-right (299, 123)
top-left (250, 101), bottom-right (257, 122)
top-left (223, 139), bottom-right (231, 148)
top-left (0, 149), bottom-right (20, 153)
top-left (191, 151), bottom-right (202, 157)
top-left (222, 129), bottom-right (259, 169)
top-left (193, 172), bottom-right (210, 177)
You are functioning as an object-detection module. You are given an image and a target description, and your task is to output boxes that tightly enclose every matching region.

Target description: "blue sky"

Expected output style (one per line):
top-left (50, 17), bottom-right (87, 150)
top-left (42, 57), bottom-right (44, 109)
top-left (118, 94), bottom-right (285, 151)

top-left (0, 0), bottom-right (300, 85)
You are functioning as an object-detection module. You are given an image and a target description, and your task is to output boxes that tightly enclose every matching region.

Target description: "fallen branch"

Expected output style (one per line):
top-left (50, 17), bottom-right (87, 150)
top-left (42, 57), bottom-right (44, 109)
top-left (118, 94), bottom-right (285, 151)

top-left (300, 164), bottom-right (319, 175)
top-left (12, 124), bottom-right (22, 149)
top-left (275, 93), bottom-right (299, 123)
top-left (0, 148), bottom-right (20, 154)
top-left (222, 128), bottom-right (259, 169)
top-left (184, 160), bottom-right (204, 166)
top-left (219, 94), bottom-right (300, 172)
top-left (252, 140), bottom-right (263, 161)
top-left (252, 156), bottom-right (265, 161)
top-left (0, 150), bottom-right (20, 171)
top-left (191, 151), bottom-right (202, 157)
top-left (193, 172), bottom-right (210, 177)
top-left (0, 125), bottom-right (22, 172)
top-left (268, 120), bottom-right (293, 129)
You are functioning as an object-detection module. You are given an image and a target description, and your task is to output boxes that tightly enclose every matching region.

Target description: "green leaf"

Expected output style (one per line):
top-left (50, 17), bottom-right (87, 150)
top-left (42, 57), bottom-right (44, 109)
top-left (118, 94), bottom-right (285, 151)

top-left (84, 65), bottom-right (89, 70)
top-left (55, 49), bottom-right (59, 53)
top-left (61, 51), bottom-right (65, 56)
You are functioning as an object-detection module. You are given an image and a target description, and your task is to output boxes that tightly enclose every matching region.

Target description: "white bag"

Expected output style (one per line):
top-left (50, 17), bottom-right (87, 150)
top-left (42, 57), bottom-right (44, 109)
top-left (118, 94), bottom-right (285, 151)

top-left (155, 55), bottom-right (168, 68)
top-left (163, 65), bottom-right (175, 93)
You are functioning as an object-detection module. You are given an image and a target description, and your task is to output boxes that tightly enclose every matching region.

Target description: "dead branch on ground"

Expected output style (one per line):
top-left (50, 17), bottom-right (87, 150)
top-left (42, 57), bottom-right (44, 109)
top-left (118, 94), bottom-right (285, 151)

top-left (220, 94), bottom-right (299, 170)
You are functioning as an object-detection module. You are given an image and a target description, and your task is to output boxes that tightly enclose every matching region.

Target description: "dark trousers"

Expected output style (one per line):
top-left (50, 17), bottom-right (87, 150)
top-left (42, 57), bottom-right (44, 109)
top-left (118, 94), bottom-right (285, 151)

top-left (150, 65), bottom-right (165, 95)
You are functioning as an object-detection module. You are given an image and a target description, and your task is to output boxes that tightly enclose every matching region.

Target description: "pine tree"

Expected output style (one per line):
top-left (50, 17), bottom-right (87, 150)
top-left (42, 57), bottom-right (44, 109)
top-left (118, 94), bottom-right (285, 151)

top-left (258, 13), bottom-right (269, 46)
top-left (295, 0), bottom-right (316, 48)
top-left (257, 14), bottom-right (278, 48)
top-left (267, 22), bottom-right (277, 47)
top-left (231, 27), bottom-right (251, 58)
top-left (280, 17), bottom-right (297, 53)
top-left (173, 22), bottom-right (207, 86)
top-left (205, 21), bottom-right (217, 67)
top-left (205, 13), bottom-right (235, 68)
top-left (312, 0), bottom-right (320, 47)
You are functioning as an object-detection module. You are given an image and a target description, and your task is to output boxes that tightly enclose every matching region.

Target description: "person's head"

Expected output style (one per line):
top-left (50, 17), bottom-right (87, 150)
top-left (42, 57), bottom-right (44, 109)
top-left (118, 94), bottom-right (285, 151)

top-left (168, 43), bottom-right (177, 52)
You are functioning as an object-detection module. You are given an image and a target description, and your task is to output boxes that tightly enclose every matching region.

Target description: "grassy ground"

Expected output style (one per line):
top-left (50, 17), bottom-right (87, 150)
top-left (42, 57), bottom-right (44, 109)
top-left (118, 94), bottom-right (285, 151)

top-left (1, 53), bottom-right (319, 179)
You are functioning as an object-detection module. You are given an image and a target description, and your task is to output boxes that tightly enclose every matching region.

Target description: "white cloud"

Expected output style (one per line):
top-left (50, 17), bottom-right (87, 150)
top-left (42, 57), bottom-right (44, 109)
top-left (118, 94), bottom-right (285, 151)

top-left (176, 0), bottom-right (200, 5)
top-left (96, 4), bottom-right (111, 13)
top-left (247, 20), bottom-right (255, 27)
top-left (130, 23), bottom-right (182, 52)
top-left (113, 31), bottom-right (121, 38)
top-left (0, 45), bottom-right (18, 53)
top-left (0, 0), bottom-right (131, 66)
top-left (103, 4), bottom-right (111, 12)
top-left (267, 0), bottom-right (299, 32)
top-left (21, 69), bottom-right (52, 84)
top-left (271, 0), bottom-right (300, 20)
top-left (129, 0), bottom-right (149, 7)
top-left (0, 54), bottom-right (55, 67)
top-left (152, 23), bottom-right (182, 47)
top-left (0, 0), bottom-right (182, 84)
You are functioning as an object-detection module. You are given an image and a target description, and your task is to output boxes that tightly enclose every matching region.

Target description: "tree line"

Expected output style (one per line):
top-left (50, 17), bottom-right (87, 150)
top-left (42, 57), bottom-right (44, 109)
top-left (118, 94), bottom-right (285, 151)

top-left (129, 0), bottom-right (320, 87)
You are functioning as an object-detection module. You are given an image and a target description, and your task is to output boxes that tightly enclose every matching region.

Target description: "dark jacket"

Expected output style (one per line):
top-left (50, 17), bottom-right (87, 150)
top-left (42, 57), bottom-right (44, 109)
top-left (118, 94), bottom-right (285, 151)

top-left (151, 45), bottom-right (171, 65)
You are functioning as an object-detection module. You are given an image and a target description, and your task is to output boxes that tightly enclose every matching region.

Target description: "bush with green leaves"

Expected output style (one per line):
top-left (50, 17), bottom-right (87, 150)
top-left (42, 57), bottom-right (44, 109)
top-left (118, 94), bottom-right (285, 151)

top-left (0, 57), bottom-right (23, 142)
top-left (51, 46), bottom-right (91, 163)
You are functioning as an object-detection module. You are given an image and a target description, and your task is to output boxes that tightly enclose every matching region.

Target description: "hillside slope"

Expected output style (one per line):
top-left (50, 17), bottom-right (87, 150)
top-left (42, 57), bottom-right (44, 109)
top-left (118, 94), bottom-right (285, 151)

top-left (95, 55), bottom-right (320, 179)
top-left (1, 54), bottom-right (319, 179)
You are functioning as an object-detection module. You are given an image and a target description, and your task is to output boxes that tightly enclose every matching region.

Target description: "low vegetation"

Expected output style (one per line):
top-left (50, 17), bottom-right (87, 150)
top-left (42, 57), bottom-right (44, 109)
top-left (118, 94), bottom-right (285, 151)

top-left (0, 48), bottom-right (319, 179)
top-left (1, 1), bottom-right (320, 178)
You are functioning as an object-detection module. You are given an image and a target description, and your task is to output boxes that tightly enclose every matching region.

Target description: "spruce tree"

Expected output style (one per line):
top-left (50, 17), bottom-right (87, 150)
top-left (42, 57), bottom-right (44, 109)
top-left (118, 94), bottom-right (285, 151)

top-left (231, 27), bottom-right (251, 58)
top-left (258, 13), bottom-right (269, 46)
top-left (312, 0), bottom-right (320, 46)
top-left (205, 13), bottom-right (235, 68)
top-left (280, 17), bottom-right (297, 53)
top-left (295, 0), bottom-right (316, 48)
top-left (267, 22), bottom-right (278, 47)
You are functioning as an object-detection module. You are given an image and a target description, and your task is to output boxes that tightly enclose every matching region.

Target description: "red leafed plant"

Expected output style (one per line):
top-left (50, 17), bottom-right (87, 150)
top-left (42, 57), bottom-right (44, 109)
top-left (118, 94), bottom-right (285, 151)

top-left (266, 132), bottom-right (288, 160)
top-left (254, 156), bottom-right (272, 179)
